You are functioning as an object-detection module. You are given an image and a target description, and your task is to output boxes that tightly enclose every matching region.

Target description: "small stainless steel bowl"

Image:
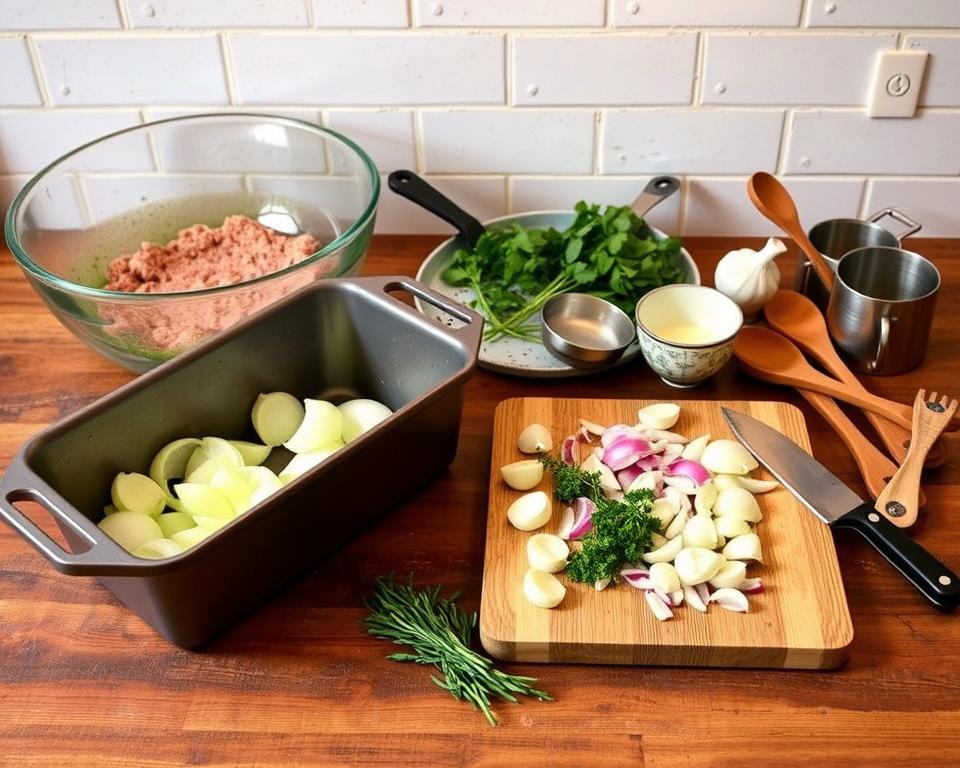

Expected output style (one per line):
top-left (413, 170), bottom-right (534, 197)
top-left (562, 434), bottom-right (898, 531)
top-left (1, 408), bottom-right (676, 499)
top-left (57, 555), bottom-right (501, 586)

top-left (541, 293), bottom-right (636, 370)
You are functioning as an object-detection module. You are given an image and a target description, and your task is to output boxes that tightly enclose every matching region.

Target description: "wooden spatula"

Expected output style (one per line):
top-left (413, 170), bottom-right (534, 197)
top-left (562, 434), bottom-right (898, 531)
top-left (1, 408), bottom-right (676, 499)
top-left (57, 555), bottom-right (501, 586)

top-left (764, 290), bottom-right (949, 467)
top-left (875, 390), bottom-right (957, 527)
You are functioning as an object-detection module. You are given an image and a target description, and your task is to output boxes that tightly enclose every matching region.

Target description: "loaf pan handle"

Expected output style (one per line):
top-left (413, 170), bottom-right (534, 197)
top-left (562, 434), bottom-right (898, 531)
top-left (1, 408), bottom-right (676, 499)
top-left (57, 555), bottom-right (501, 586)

top-left (357, 275), bottom-right (485, 355)
top-left (0, 456), bottom-right (137, 575)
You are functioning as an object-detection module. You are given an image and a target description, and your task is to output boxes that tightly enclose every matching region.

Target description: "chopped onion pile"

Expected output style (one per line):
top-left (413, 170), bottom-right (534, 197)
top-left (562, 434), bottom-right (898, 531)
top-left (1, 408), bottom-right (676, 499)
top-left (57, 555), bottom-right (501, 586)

top-left (506, 404), bottom-right (776, 618)
top-left (98, 392), bottom-right (392, 560)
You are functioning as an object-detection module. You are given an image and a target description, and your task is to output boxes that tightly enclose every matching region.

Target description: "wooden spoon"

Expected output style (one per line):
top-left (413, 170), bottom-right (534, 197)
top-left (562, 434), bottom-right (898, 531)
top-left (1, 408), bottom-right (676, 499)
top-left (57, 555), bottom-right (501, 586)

top-left (747, 172), bottom-right (835, 292)
top-left (875, 390), bottom-right (958, 528)
top-left (734, 326), bottom-right (912, 429)
top-left (764, 290), bottom-right (949, 467)
top-left (796, 388), bottom-right (923, 524)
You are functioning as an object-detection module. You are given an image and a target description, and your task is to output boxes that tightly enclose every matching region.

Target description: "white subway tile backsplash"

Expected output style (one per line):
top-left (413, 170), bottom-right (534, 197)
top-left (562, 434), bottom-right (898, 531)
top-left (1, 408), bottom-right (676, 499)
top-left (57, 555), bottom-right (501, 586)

top-left (376, 175), bottom-right (507, 234)
top-left (786, 111), bottom-right (960, 175)
top-left (613, 0), bottom-right (802, 27)
top-left (36, 36), bottom-right (229, 106)
top-left (805, 0), bottom-right (960, 28)
top-left (0, 0), bottom-right (120, 30)
top-left (83, 175), bottom-right (246, 223)
top-left (230, 34), bottom-right (504, 105)
top-left (510, 176), bottom-right (681, 233)
top-left (313, 0), bottom-right (409, 28)
top-left (866, 179), bottom-right (960, 239)
top-left (514, 34), bottom-right (697, 106)
top-left (325, 111), bottom-right (416, 173)
top-left (683, 177), bottom-right (865, 237)
top-left (4, 172), bottom-right (87, 230)
top-left (906, 36), bottom-right (960, 108)
top-left (416, 0), bottom-right (604, 27)
top-left (0, 38), bottom-right (42, 106)
top-left (602, 110), bottom-right (783, 174)
top-left (702, 33), bottom-right (896, 106)
top-left (422, 111), bottom-right (594, 174)
top-left (126, 0), bottom-right (309, 28)
top-left (0, 111), bottom-right (148, 174)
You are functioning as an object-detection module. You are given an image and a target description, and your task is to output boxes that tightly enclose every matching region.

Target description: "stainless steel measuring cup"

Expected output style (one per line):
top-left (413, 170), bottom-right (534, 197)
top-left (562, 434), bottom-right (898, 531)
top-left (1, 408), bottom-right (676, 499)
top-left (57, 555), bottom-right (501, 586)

top-left (827, 246), bottom-right (940, 375)
top-left (798, 208), bottom-right (922, 308)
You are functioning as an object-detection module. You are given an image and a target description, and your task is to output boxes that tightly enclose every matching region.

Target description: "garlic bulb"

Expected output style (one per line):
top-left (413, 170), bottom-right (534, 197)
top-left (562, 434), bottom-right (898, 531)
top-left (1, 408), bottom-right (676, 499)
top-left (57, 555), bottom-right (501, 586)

top-left (713, 237), bottom-right (787, 321)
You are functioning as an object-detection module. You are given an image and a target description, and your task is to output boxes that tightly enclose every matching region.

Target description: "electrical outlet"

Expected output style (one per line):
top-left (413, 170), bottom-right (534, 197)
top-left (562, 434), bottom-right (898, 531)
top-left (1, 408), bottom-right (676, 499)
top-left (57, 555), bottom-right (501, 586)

top-left (868, 50), bottom-right (928, 118)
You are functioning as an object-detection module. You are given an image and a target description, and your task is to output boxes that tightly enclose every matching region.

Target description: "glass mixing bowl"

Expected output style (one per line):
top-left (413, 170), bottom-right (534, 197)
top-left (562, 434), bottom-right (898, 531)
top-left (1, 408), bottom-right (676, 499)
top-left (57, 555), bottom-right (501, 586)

top-left (5, 113), bottom-right (379, 372)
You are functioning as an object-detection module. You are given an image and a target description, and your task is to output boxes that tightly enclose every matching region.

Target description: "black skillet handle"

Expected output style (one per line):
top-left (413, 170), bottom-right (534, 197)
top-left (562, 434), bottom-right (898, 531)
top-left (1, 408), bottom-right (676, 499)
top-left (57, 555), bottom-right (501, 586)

top-left (833, 501), bottom-right (960, 611)
top-left (388, 170), bottom-right (486, 248)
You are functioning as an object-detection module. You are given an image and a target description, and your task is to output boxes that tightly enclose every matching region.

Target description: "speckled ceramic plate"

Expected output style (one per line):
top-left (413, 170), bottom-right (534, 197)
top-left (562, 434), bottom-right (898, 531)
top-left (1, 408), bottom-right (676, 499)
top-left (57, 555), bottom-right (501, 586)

top-left (413, 211), bottom-right (701, 379)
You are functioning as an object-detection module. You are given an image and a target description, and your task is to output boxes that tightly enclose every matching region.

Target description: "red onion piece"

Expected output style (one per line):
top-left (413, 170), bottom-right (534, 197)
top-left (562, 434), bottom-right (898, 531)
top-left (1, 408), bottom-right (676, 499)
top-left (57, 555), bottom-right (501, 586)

top-left (603, 434), bottom-right (655, 471)
top-left (665, 458), bottom-right (711, 487)
top-left (561, 435), bottom-right (581, 466)
top-left (707, 587), bottom-right (749, 612)
top-left (663, 475), bottom-right (699, 495)
top-left (567, 496), bottom-right (595, 539)
top-left (684, 584), bottom-right (707, 612)
top-left (740, 577), bottom-right (764, 594)
top-left (579, 418), bottom-right (606, 436)
top-left (636, 454), bottom-right (662, 472)
top-left (645, 589), bottom-right (674, 621)
top-left (577, 426), bottom-right (594, 444)
top-left (654, 587), bottom-right (674, 606)
top-left (694, 582), bottom-right (711, 605)
top-left (616, 463), bottom-right (644, 491)
top-left (600, 424), bottom-right (638, 448)
top-left (626, 470), bottom-right (663, 495)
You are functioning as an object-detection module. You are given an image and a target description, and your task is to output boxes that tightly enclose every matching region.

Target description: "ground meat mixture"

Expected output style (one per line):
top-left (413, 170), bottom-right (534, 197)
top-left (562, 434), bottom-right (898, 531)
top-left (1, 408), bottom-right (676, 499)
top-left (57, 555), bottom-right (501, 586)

top-left (105, 215), bottom-right (320, 293)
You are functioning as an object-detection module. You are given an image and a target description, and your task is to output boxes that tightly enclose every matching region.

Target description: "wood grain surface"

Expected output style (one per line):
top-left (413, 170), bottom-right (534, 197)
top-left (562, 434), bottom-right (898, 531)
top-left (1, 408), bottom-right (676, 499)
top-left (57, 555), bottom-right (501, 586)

top-left (480, 397), bottom-right (853, 668)
top-left (2, 236), bottom-right (960, 767)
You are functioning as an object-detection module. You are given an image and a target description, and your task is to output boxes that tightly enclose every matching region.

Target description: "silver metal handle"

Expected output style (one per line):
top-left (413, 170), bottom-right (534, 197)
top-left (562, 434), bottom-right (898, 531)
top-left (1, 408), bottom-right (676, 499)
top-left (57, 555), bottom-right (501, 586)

top-left (867, 208), bottom-right (922, 240)
top-left (630, 176), bottom-right (680, 220)
top-left (870, 315), bottom-right (892, 372)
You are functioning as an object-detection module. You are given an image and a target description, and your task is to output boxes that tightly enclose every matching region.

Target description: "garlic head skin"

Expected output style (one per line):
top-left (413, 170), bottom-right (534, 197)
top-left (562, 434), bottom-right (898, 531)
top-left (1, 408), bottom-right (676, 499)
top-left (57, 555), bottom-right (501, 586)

top-left (713, 237), bottom-right (787, 321)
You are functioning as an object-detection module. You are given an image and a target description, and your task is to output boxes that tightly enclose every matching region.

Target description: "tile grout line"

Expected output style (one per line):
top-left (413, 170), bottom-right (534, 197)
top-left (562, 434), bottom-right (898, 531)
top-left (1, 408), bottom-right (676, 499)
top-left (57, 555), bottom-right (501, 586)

top-left (218, 32), bottom-right (240, 106)
top-left (23, 34), bottom-right (53, 108)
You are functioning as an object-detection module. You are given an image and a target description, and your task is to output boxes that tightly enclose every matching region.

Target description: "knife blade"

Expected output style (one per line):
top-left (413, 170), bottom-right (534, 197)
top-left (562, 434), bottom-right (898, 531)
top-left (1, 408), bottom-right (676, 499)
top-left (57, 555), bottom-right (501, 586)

top-left (722, 407), bottom-right (960, 612)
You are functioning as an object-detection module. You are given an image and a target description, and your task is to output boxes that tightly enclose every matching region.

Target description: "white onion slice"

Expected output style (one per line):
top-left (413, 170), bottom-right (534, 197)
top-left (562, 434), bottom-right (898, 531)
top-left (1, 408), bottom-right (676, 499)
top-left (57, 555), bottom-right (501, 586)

top-left (736, 476), bottom-right (780, 494)
top-left (557, 505), bottom-right (575, 540)
top-left (284, 399), bottom-right (342, 454)
top-left (680, 433), bottom-right (711, 462)
top-left (700, 439), bottom-right (759, 475)
top-left (133, 537), bottom-right (184, 560)
top-left (594, 577), bottom-right (611, 591)
top-left (527, 533), bottom-right (569, 573)
top-left (693, 481), bottom-right (717, 516)
top-left (579, 418), bottom-right (607, 436)
top-left (708, 587), bottom-right (749, 612)
top-left (715, 514), bottom-right (753, 539)
top-left (650, 496), bottom-right (679, 532)
top-left (252, 391), bottom-right (305, 447)
top-left (713, 487), bottom-right (763, 522)
top-left (174, 483), bottom-right (235, 520)
top-left (523, 568), bottom-right (566, 608)
top-left (682, 514), bottom-right (718, 549)
top-left (339, 398), bottom-right (393, 444)
top-left (500, 459), bottom-right (544, 491)
top-left (712, 474), bottom-right (743, 492)
top-left (149, 437), bottom-right (201, 492)
top-left (170, 526), bottom-right (212, 549)
top-left (649, 561), bottom-right (681, 593)
top-left (722, 533), bottom-right (764, 562)
top-left (278, 444), bottom-right (343, 484)
top-left (708, 560), bottom-right (748, 590)
top-left (507, 491), bottom-right (552, 531)
top-left (674, 547), bottom-right (725, 586)
top-left (637, 403), bottom-right (680, 430)
top-left (98, 511), bottom-right (164, 553)
top-left (156, 512), bottom-right (196, 538)
top-left (579, 453), bottom-right (620, 493)
top-left (110, 472), bottom-right (166, 518)
top-left (641, 534), bottom-right (683, 564)
top-left (209, 467), bottom-right (254, 515)
top-left (663, 504), bottom-right (689, 539)
top-left (228, 440), bottom-right (272, 466)
top-left (517, 423), bottom-right (553, 454)
top-left (184, 437), bottom-right (244, 478)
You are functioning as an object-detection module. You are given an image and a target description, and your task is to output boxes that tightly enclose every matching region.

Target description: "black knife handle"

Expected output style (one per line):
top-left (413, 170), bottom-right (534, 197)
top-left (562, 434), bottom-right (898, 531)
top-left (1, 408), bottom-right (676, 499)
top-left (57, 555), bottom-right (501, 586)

top-left (834, 502), bottom-right (960, 611)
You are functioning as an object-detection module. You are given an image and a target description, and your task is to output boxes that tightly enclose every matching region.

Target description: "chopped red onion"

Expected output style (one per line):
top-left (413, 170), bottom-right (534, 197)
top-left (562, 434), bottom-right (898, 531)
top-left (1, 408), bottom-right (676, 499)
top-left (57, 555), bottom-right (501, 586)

top-left (561, 435), bottom-right (581, 466)
top-left (645, 589), bottom-right (674, 621)
top-left (567, 496), bottom-right (595, 539)
top-left (664, 458), bottom-right (711, 487)
top-left (557, 506), bottom-right (575, 540)
top-left (740, 577), bottom-right (764, 594)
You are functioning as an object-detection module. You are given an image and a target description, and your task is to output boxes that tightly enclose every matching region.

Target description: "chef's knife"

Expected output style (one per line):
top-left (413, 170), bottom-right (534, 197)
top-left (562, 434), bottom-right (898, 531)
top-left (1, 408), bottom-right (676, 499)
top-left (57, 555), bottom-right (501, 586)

top-left (722, 407), bottom-right (960, 611)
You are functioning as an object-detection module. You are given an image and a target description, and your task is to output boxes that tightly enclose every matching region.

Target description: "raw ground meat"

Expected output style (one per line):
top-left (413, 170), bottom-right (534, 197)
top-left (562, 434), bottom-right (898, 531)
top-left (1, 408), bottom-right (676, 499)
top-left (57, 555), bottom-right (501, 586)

top-left (105, 215), bottom-right (320, 293)
top-left (98, 215), bottom-right (334, 356)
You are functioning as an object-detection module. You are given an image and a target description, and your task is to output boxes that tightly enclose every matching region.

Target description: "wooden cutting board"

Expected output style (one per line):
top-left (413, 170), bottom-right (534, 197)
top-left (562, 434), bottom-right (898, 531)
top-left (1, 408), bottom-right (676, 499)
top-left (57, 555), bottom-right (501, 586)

top-left (479, 398), bottom-right (854, 669)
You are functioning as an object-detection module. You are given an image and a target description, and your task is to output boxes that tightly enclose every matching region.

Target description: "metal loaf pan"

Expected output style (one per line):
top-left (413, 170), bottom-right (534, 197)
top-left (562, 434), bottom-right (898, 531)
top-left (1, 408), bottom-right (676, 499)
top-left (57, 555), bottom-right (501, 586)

top-left (0, 276), bottom-right (482, 647)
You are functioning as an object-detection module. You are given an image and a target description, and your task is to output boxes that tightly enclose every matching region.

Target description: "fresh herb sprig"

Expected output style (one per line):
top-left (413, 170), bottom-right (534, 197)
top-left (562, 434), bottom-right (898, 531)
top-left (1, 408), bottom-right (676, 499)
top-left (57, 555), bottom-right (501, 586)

top-left (442, 201), bottom-right (684, 342)
top-left (364, 575), bottom-right (551, 726)
top-left (540, 456), bottom-right (659, 585)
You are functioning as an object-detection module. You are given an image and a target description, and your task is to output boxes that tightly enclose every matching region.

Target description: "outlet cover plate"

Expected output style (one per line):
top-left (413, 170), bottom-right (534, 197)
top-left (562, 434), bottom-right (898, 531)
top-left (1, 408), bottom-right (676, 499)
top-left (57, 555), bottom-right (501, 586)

top-left (868, 50), bottom-right (928, 118)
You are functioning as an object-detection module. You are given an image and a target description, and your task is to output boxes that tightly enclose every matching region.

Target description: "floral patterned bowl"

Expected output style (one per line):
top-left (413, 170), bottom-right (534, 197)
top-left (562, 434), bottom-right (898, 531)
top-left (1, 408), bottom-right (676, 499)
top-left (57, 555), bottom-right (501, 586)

top-left (635, 284), bottom-right (743, 388)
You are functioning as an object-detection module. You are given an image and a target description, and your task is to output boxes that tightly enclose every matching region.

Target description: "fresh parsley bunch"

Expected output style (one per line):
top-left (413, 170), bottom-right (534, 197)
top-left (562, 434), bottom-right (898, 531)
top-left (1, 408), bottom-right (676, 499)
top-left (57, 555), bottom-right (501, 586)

top-left (441, 201), bottom-right (685, 342)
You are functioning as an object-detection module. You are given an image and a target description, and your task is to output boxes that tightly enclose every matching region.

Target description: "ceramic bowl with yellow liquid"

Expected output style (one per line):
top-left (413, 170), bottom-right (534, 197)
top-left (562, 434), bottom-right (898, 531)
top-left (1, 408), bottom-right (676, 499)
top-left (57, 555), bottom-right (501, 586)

top-left (634, 284), bottom-right (743, 387)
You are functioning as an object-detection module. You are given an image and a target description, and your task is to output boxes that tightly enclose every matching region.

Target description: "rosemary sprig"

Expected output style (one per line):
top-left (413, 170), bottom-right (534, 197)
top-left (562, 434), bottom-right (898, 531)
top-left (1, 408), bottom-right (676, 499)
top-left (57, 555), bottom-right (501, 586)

top-left (364, 575), bottom-right (552, 726)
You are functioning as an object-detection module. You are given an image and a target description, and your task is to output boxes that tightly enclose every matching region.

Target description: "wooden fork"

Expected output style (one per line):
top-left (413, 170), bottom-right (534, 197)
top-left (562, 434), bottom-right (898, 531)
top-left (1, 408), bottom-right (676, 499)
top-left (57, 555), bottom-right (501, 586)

top-left (876, 390), bottom-right (957, 527)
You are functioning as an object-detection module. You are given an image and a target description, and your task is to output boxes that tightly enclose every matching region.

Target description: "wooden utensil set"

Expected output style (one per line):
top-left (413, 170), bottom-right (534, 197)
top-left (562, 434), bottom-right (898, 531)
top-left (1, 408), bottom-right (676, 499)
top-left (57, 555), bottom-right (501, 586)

top-left (734, 290), bottom-right (953, 529)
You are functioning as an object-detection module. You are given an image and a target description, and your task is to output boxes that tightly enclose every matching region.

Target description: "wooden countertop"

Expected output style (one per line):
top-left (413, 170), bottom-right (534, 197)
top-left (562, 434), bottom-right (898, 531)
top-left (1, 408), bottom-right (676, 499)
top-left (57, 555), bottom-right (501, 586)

top-left (1, 237), bottom-right (959, 767)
